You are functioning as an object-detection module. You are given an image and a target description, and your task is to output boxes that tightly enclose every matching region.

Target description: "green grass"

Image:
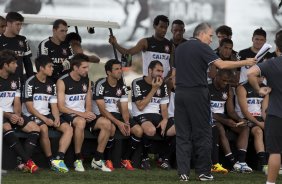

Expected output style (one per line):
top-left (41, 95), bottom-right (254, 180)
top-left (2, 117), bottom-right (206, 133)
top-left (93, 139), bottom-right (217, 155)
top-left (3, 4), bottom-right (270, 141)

top-left (2, 168), bottom-right (281, 184)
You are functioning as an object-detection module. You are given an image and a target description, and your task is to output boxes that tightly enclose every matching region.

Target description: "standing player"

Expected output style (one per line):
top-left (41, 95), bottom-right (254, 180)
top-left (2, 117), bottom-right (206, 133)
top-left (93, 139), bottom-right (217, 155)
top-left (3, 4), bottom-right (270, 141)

top-left (0, 49), bottom-right (40, 173)
top-left (23, 55), bottom-right (73, 173)
top-left (131, 60), bottom-right (174, 170)
top-left (0, 12), bottom-right (33, 79)
top-left (93, 59), bottom-right (143, 171)
top-left (109, 15), bottom-right (174, 80)
top-left (57, 54), bottom-right (111, 172)
top-left (247, 30), bottom-right (282, 184)
top-left (238, 28), bottom-right (274, 84)
top-left (38, 19), bottom-right (74, 82)
top-left (170, 19), bottom-right (187, 48)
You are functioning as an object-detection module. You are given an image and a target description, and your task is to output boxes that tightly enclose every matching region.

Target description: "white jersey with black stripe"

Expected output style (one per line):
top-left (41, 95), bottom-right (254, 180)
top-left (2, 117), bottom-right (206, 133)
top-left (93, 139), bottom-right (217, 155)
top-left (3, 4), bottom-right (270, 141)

top-left (60, 73), bottom-right (89, 112)
top-left (0, 74), bottom-right (21, 113)
top-left (131, 76), bottom-right (169, 116)
top-left (93, 78), bottom-right (128, 115)
top-left (23, 75), bottom-right (57, 116)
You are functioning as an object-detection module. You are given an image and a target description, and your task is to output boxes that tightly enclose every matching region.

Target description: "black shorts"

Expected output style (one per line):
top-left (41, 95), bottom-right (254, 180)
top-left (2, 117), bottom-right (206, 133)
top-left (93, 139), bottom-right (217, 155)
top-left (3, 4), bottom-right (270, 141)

top-left (110, 112), bottom-right (139, 128)
top-left (246, 116), bottom-right (264, 128)
top-left (265, 115), bottom-right (282, 153)
top-left (3, 113), bottom-right (31, 129)
top-left (134, 113), bottom-right (174, 133)
top-left (29, 114), bottom-right (67, 127)
top-left (61, 113), bottom-right (79, 125)
top-left (86, 114), bottom-right (102, 132)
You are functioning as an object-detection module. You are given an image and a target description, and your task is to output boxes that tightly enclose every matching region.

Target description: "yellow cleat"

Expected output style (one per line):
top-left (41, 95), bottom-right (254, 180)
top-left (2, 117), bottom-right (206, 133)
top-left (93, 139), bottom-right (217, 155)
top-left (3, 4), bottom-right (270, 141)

top-left (211, 163), bottom-right (228, 174)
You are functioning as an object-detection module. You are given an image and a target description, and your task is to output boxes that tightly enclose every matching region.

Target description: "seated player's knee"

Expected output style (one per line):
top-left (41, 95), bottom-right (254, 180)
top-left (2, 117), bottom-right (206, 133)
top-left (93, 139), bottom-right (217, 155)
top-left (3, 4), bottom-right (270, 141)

top-left (110, 123), bottom-right (116, 136)
top-left (3, 123), bottom-right (12, 132)
top-left (131, 125), bottom-right (143, 138)
top-left (73, 117), bottom-right (86, 129)
top-left (144, 126), bottom-right (156, 137)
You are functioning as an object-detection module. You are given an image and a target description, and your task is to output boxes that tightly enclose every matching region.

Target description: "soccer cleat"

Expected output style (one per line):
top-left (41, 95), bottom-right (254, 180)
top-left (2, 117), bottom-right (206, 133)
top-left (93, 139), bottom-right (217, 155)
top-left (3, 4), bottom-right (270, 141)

top-left (179, 174), bottom-right (189, 181)
top-left (211, 163), bottom-right (228, 174)
top-left (157, 159), bottom-right (171, 170)
top-left (24, 159), bottom-right (38, 173)
top-left (140, 158), bottom-right (151, 170)
top-left (91, 159), bottom-right (111, 172)
top-left (233, 162), bottom-right (252, 173)
top-left (74, 159), bottom-right (85, 172)
top-left (198, 174), bottom-right (214, 181)
top-left (51, 160), bottom-right (69, 173)
top-left (121, 160), bottom-right (134, 171)
top-left (105, 160), bottom-right (114, 171)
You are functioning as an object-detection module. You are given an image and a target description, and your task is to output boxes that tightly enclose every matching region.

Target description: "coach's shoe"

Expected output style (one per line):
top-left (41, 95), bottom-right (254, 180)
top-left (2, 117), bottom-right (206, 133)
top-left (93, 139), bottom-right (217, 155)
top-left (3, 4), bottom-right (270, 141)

top-left (211, 163), bottom-right (228, 174)
top-left (179, 174), bottom-right (189, 181)
top-left (198, 174), bottom-right (214, 181)
top-left (140, 158), bottom-right (151, 170)
top-left (24, 159), bottom-right (38, 173)
top-left (121, 160), bottom-right (134, 171)
top-left (51, 160), bottom-right (69, 173)
top-left (74, 159), bottom-right (85, 172)
top-left (91, 159), bottom-right (111, 172)
top-left (233, 162), bottom-right (252, 173)
top-left (105, 160), bottom-right (114, 171)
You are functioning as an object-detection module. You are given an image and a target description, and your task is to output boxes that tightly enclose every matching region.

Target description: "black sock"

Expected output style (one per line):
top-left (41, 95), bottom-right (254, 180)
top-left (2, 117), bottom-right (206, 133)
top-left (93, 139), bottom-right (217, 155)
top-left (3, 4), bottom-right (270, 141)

top-left (94, 150), bottom-right (104, 161)
top-left (257, 152), bottom-right (267, 169)
top-left (105, 137), bottom-right (115, 160)
top-left (143, 137), bottom-right (151, 159)
top-left (55, 152), bottom-right (65, 160)
top-left (24, 131), bottom-right (39, 158)
top-left (123, 135), bottom-right (141, 160)
top-left (4, 130), bottom-right (29, 162)
top-left (75, 153), bottom-right (83, 160)
top-left (48, 155), bottom-right (54, 163)
top-left (225, 153), bottom-right (236, 165)
top-left (237, 149), bottom-right (247, 163)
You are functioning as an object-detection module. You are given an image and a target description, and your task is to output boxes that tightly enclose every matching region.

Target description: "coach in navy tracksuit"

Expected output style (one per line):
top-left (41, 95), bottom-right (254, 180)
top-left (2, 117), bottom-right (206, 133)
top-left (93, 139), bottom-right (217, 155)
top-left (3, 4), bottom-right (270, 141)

top-left (174, 22), bottom-right (256, 181)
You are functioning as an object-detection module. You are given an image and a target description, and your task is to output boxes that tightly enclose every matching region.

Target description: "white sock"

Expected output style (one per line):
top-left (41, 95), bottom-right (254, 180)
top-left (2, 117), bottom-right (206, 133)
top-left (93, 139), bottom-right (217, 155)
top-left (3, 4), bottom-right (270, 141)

top-left (266, 181), bottom-right (275, 184)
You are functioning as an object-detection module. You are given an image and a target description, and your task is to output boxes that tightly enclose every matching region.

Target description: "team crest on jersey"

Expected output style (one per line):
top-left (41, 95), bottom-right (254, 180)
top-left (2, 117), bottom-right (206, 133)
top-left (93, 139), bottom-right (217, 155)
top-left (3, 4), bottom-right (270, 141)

top-left (156, 89), bottom-right (161, 96)
top-left (164, 45), bottom-right (170, 53)
top-left (62, 48), bottom-right (67, 55)
top-left (11, 81), bottom-right (17, 89)
top-left (46, 85), bottom-right (52, 93)
top-left (116, 88), bottom-right (122, 97)
top-left (18, 41), bottom-right (24, 48)
top-left (82, 83), bottom-right (87, 92)
top-left (222, 92), bottom-right (228, 100)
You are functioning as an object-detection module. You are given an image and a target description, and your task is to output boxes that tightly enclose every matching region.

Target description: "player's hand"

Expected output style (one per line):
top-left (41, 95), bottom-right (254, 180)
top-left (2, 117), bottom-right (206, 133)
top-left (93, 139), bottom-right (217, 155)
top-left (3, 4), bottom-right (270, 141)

top-left (81, 111), bottom-right (96, 121)
top-left (124, 122), bottom-right (130, 136)
top-left (157, 119), bottom-right (168, 136)
top-left (244, 58), bottom-right (256, 66)
top-left (258, 87), bottom-right (271, 97)
top-left (62, 59), bottom-right (70, 71)
top-left (53, 118), bottom-right (60, 128)
top-left (45, 118), bottom-right (54, 126)
top-left (17, 117), bottom-right (24, 126)
top-left (117, 121), bottom-right (129, 136)
top-left (152, 77), bottom-right (163, 89)
top-left (9, 114), bottom-right (20, 124)
top-left (226, 119), bottom-right (237, 128)
top-left (109, 35), bottom-right (117, 45)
